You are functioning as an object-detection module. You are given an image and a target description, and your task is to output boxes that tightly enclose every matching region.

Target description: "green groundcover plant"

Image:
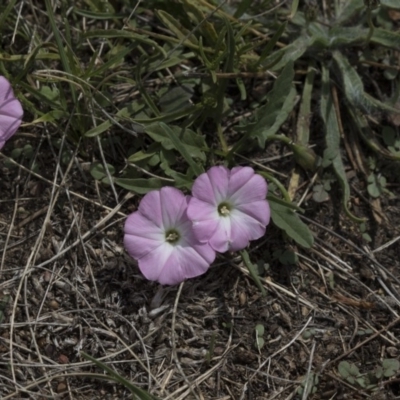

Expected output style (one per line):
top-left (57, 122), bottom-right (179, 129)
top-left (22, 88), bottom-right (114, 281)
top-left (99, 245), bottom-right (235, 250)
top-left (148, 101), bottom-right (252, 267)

top-left (2, 0), bottom-right (400, 397)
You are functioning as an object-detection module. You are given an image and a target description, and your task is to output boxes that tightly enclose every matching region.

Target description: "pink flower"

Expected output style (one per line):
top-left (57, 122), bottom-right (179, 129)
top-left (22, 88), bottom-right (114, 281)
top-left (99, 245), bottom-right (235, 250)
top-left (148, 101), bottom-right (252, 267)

top-left (124, 187), bottom-right (216, 285)
top-left (187, 166), bottom-right (270, 252)
top-left (0, 76), bottom-right (23, 150)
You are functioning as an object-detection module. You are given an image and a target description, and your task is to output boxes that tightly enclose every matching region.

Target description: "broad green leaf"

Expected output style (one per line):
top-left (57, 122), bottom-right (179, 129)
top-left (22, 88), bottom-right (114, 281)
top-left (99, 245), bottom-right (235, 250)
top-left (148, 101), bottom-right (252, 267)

top-left (128, 151), bottom-right (158, 163)
top-left (160, 153), bottom-right (195, 189)
top-left (328, 26), bottom-right (366, 46)
top-left (269, 200), bottom-right (314, 248)
top-left (90, 162), bottom-right (115, 181)
top-left (145, 123), bottom-right (206, 172)
top-left (159, 85), bottom-right (194, 114)
top-left (115, 178), bottom-right (164, 194)
top-left (334, 0), bottom-right (364, 24)
top-left (233, 0), bottom-right (252, 18)
top-left (232, 61), bottom-right (295, 151)
top-left (84, 120), bottom-right (112, 137)
top-left (372, 28), bottom-right (400, 49)
top-left (255, 324), bottom-right (265, 337)
top-left (381, 0), bottom-right (400, 9)
top-left (382, 359), bottom-right (400, 377)
top-left (333, 51), bottom-right (400, 115)
top-left (265, 35), bottom-right (315, 71)
top-left (84, 107), bottom-right (132, 137)
top-left (332, 51), bottom-right (364, 106)
top-left (338, 361), bottom-right (359, 379)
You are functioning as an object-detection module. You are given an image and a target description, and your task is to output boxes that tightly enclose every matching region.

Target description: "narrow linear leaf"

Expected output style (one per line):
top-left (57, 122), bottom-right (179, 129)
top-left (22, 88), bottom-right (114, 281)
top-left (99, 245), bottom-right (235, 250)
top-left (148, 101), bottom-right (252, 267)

top-left (320, 66), bottom-right (366, 223)
top-left (254, 21), bottom-right (287, 68)
top-left (0, 0), bottom-right (18, 34)
top-left (156, 10), bottom-right (198, 45)
top-left (240, 250), bottom-right (266, 297)
top-left (44, 0), bottom-right (77, 104)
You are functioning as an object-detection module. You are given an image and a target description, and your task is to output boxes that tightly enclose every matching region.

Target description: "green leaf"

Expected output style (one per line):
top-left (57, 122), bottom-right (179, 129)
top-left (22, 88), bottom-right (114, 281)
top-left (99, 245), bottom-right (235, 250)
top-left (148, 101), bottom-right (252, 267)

top-left (90, 162), bottom-right (115, 181)
top-left (381, 0), bottom-right (400, 9)
top-left (338, 361), bottom-right (360, 380)
top-left (156, 10), bottom-right (198, 45)
top-left (255, 324), bottom-right (265, 337)
top-left (382, 126), bottom-right (396, 147)
top-left (73, 7), bottom-right (125, 19)
top-left (240, 250), bottom-right (266, 297)
top-left (264, 35), bottom-right (315, 71)
top-left (115, 178), bottom-right (164, 194)
top-left (84, 120), bottom-right (112, 138)
top-left (320, 65), bottom-right (365, 223)
top-left (255, 336), bottom-right (265, 350)
top-left (44, 0), bottom-right (77, 105)
top-left (333, 51), bottom-right (400, 115)
top-left (334, 0), bottom-right (364, 24)
top-left (278, 250), bottom-right (298, 265)
top-left (146, 123), bottom-right (205, 176)
top-left (159, 85), bottom-right (194, 114)
top-left (31, 110), bottom-right (67, 124)
top-left (367, 173), bottom-right (386, 198)
top-left (254, 22), bottom-right (287, 68)
top-left (233, 0), bottom-right (252, 18)
top-left (372, 28), bottom-right (400, 49)
top-left (382, 359), bottom-right (400, 377)
top-left (269, 200), bottom-right (314, 248)
top-left (233, 61), bottom-right (295, 151)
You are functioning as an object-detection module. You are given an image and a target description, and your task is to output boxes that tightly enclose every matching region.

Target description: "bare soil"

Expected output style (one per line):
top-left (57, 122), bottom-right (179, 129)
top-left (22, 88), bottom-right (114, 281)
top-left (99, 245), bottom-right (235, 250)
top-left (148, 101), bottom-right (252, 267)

top-left (1, 133), bottom-right (400, 400)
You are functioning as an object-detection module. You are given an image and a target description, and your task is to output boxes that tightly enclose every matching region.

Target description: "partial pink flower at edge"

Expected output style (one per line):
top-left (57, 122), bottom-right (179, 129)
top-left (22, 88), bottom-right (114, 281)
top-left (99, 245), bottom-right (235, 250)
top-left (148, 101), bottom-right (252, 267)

top-left (124, 187), bottom-right (216, 286)
top-left (187, 166), bottom-right (270, 253)
top-left (0, 76), bottom-right (23, 150)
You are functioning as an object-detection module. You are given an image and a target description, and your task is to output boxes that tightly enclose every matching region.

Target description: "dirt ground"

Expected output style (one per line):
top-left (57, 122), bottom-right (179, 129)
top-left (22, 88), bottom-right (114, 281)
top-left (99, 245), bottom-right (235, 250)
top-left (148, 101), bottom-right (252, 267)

top-left (1, 131), bottom-right (400, 400)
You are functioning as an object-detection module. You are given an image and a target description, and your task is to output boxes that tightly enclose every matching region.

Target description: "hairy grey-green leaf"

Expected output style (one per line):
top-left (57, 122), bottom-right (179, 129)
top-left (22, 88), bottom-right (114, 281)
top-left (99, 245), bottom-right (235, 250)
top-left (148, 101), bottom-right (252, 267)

top-left (269, 201), bottom-right (314, 248)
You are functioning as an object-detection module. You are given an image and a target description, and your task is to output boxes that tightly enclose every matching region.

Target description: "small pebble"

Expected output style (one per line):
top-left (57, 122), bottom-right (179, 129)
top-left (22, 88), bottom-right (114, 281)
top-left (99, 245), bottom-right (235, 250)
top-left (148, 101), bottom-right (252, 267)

top-left (57, 382), bottom-right (67, 393)
top-left (49, 300), bottom-right (59, 310)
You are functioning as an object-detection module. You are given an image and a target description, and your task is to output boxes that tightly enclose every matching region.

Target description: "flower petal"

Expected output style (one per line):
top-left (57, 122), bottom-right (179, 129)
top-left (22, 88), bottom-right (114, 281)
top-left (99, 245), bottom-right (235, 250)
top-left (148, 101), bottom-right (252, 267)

top-left (138, 242), bottom-right (175, 282)
top-left (235, 200), bottom-right (270, 226)
top-left (187, 197), bottom-right (220, 241)
top-left (124, 187), bottom-right (216, 285)
top-left (191, 166), bottom-right (230, 204)
top-left (124, 211), bottom-right (165, 260)
top-left (139, 241), bottom-right (215, 285)
top-left (189, 166), bottom-right (270, 253)
top-left (205, 216), bottom-right (232, 253)
top-left (0, 77), bottom-right (23, 149)
top-left (228, 207), bottom-right (268, 251)
top-left (228, 167), bottom-right (267, 204)
top-left (138, 187), bottom-right (186, 229)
